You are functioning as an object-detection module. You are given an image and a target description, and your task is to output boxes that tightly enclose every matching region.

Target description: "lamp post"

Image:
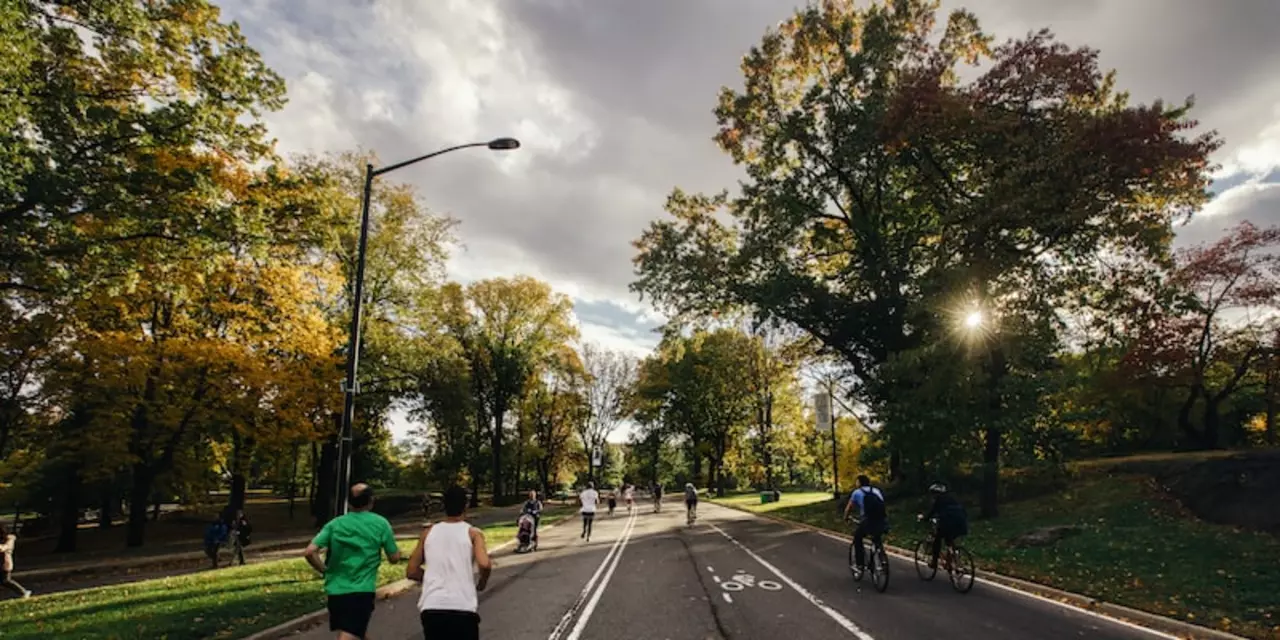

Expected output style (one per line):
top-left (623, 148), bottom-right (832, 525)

top-left (334, 137), bottom-right (520, 518)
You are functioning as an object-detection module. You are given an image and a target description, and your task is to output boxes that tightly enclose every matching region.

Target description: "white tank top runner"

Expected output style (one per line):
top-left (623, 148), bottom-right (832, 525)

top-left (417, 521), bottom-right (478, 613)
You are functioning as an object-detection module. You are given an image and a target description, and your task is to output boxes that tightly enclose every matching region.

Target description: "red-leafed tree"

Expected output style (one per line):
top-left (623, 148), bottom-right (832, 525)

top-left (1124, 222), bottom-right (1280, 449)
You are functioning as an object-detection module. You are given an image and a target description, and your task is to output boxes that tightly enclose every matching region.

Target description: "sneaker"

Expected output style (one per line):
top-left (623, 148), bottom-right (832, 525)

top-left (21, 590), bottom-right (32, 599)
top-left (852, 566), bottom-right (864, 580)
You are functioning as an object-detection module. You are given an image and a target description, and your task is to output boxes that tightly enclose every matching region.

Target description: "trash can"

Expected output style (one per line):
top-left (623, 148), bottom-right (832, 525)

top-left (760, 492), bottom-right (776, 504)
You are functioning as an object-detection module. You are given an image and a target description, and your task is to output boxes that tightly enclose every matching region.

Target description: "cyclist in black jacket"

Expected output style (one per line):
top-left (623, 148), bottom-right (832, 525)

top-left (922, 482), bottom-right (969, 570)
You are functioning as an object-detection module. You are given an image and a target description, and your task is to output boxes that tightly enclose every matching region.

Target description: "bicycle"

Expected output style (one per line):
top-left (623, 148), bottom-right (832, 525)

top-left (913, 516), bottom-right (975, 593)
top-left (847, 517), bottom-right (890, 593)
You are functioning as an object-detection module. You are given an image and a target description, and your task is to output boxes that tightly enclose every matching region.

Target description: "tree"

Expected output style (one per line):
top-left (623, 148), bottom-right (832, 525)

top-left (437, 277), bottom-right (577, 502)
top-left (742, 318), bottom-right (807, 490)
top-left (1124, 222), bottom-right (1280, 449)
top-left (633, 0), bottom-right (1218, 516)
top-left (578, 344), bottom-right (636, 484)
top-left (522, 346), bottom-right (586, 493)
top-left (1, 0), bottom-right (286, 297)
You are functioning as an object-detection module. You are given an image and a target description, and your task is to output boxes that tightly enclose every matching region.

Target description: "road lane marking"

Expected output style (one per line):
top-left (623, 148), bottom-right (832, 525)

top-left (564, 509), bottom-right (639, 640)
top-left (712, 575), bottom-right (721, 583)
top-left (721, 580), bottom-right (744, 591)
top-left (723, 593), bottom-right (734, 603)
top-left (547, 510), bottom-right (637, 640)
top-left (710, 524), bottom-right (876, 640)
top-left (758, 580), bottom-right (782, 591)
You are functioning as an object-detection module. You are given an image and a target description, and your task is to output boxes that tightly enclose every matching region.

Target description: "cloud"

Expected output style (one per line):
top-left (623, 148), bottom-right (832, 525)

top-left (218, 0), bottom-right (1280, 361)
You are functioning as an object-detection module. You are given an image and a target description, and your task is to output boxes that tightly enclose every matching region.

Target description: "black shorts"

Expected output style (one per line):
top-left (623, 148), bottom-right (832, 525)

top-left (328, 592), bottom-right (376, 638)
top-left (421, 610), bottom-right (480, 640)
top-left (686, 499), bottom-right (697, 509)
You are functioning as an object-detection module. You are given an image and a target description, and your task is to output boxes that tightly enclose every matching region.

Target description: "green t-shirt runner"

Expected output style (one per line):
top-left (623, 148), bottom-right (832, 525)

top-left (312, 510), bottom-right (399, 594)
top-left (305, 484), bottom-right (402, 638)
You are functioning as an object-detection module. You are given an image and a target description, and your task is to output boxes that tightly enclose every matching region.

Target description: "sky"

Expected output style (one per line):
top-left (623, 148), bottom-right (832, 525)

top-left (216, 0), bottom-right (1280, 443)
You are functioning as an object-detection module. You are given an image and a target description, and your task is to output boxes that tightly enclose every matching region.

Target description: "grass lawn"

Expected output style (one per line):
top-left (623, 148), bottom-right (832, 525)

top-left (713, 480), bottom-right (1279, 640)
top-left (0, 513), bottom-right (568, 640)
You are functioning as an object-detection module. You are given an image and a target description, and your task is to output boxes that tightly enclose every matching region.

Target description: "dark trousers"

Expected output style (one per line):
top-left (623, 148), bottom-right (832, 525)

top-left (853, 520), bottom-right (884, 568)
top-left (581, 512), bottom-right (595, 538)
top-left (1, 570), bottom-right (27, 596)
top-left (421, 610), bottom-right (480, 640)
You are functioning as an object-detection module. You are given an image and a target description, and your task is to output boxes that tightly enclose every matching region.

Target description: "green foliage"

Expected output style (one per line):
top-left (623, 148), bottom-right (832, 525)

top-left (631, 0), bottom-right (1221, 514)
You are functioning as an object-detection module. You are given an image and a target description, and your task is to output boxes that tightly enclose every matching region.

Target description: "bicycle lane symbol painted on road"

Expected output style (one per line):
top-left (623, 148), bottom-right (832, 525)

top-left (708, 566), bottom-right (785, 599)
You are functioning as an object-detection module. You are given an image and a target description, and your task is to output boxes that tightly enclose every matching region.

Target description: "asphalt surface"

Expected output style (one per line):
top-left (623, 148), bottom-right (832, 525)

top-left (292, 500), bottom-right (1174, 640)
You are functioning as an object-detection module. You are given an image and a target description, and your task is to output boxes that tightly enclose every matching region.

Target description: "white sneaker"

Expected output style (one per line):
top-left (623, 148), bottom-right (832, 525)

top-left (21, 590), bottom-right (32, 599)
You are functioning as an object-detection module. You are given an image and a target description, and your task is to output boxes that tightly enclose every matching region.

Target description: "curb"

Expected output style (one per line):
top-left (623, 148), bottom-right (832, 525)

top-left (238, 517), bottom-right (565, 640)
top-left (711, 502), bottom-right (1248, 640)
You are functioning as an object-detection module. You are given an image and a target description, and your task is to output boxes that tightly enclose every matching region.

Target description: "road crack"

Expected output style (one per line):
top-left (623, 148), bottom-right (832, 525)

top-left (679, 529), bottom-right (732, 640)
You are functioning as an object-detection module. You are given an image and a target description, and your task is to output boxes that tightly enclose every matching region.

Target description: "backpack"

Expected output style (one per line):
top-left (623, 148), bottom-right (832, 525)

top-left (861, 487), bottom-right (886, 520)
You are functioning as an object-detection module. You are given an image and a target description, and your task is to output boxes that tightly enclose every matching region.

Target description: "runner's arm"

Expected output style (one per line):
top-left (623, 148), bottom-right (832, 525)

top-left (406, 525), bottom-right (432, 582)
top-left (383, 521), bottom-right (402, 564)
top-left (470, 527), bottom-right (493, 591)
top-left (303, 523), bottom-right (331, 575)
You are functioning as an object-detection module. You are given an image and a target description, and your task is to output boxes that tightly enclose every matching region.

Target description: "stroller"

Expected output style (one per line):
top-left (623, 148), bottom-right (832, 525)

top-left (516, 513), bottom-right (538, 553)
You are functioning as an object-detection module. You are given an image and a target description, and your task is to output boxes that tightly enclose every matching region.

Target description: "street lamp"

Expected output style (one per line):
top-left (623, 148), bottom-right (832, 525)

top-left (334, 137), bottom-right (520, 518)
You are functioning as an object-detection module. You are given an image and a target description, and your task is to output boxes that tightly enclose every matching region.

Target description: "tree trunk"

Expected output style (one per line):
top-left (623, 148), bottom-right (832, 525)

top-left (126, 465), bottom-right (154, 547)
top-left (889, 449), bottom-right (903, 484)
top-left (490, 412), bottom-right (503, 504)
top-left (1176, 385), bottom-right (1201, 448)
top-left (54, 466), bottom-right (82, 553)
top-left (1201, 397), bottom-right (1222, 449)
top-left (979, 346), bottom-right (1008, 520)
top-left (98, 484), bottom-right (115, 529)
top-left (228, 433), bottom-right (250, 513)
top-left (468, 465), bottom-right (481, 509)
top-left (763, 394), bottom-right (775, 490)
top-left (289, 442), bottom-right (300, 520)
top-left (515, 418), bottom-right (525, 497)
top-left (229, 473), bottom-right (247, 514)
top-left (650, 433), bottom-right (660, 486)
top-left (307, 442), bottom-right (319, 514)
top-left (312, 439), bottom-right (337, 527)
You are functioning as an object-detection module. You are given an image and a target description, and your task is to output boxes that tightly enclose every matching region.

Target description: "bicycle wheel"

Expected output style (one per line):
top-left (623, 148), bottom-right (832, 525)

top-left (848, 541), bottom-right (862, 582)
top-left (948, 546), bottom-right (976, 593)
top-left (914, 539), bottom-right (937, 581)
top-left (872, 546), bottom-right (890, 592)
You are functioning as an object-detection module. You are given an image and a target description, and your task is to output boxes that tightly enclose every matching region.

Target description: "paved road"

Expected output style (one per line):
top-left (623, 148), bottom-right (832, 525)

top-left (293, 501), bottom-right (1173, 640)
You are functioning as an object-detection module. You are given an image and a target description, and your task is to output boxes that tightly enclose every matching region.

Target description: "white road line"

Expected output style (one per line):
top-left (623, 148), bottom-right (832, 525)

top-left (712, 575), bottom-right (720, 583)
top-left (723, 593), bottom-right (733, 603)
top-left (547, 511), bottom-right (636, 640)
top-left (565, 510), bottom-right (639, 640)
top-left (707, 566), bottom-right (715, 572)
top-left (710, 524), bottom-right (876, 640)
top-left (799, 527), bottom-right (1182, 640)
